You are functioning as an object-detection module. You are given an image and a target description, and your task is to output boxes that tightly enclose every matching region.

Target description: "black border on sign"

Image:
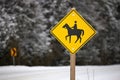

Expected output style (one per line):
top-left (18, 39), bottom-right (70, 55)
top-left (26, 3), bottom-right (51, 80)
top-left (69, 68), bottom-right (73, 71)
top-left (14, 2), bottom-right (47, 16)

top-left (50, 8), bottom-right (96, 54)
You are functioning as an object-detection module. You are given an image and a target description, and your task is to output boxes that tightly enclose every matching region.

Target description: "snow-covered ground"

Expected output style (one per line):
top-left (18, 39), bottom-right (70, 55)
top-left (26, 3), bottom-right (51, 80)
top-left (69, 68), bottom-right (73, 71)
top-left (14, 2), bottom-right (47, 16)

top-left (0, 65), bottom-right (120, 80)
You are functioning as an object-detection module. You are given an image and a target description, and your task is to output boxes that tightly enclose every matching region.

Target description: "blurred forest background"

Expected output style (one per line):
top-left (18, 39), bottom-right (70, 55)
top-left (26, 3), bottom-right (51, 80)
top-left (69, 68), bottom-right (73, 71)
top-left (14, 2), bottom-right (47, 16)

top-left (0, 0), bottom-right (120, 66)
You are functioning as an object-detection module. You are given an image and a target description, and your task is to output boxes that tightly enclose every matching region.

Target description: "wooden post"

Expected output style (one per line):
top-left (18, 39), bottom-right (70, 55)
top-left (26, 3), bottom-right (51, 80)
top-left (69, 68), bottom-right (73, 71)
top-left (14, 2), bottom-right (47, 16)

top-left (70, 53), bottom-right (76, 80)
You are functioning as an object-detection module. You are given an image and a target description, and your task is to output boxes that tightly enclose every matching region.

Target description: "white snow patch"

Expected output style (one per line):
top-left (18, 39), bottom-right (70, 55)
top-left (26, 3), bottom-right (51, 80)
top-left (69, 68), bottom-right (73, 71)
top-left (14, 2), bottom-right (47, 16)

top-left (0, 65), bottom-right (120, 80)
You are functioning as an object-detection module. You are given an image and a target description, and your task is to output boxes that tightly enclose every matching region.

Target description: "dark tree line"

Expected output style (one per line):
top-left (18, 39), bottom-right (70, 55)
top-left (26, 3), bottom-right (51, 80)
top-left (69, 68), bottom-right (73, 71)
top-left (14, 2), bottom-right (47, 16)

top-left (0, 0), bottom-right (120, 66)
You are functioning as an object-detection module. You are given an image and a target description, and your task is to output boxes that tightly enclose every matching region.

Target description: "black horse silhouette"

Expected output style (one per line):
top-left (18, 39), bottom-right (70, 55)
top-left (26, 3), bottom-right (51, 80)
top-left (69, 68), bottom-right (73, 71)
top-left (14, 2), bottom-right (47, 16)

top-left (63, 23), bottom-right (84, 43)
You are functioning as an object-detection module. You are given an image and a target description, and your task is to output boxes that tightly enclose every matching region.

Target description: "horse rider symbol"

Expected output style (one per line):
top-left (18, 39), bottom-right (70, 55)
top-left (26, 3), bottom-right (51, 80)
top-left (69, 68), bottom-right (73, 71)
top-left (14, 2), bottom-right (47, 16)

top-left (63, 21), bottom-right (84, 43)
top-left (72, 21), bottom-right (77, 30)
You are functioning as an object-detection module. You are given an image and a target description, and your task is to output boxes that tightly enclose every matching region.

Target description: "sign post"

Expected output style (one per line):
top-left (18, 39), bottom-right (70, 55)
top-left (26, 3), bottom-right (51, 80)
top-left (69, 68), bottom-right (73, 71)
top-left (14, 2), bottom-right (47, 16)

top-left (70, 54), bottom-right (76, 80)
top-left (50, 8), bottom-right (96, 80)
top-left (10, 48), bottom-right (17, 65)
top-left (12, 56), bottom-right (15, 65)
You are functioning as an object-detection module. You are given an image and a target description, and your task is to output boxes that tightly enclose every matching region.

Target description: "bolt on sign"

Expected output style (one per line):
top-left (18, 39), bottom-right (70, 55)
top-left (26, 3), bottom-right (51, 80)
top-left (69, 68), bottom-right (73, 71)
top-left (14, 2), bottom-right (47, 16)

top-left (50, 8), bottom-right (96, 54)
top-left (10, 48), bottom-right (17, 57)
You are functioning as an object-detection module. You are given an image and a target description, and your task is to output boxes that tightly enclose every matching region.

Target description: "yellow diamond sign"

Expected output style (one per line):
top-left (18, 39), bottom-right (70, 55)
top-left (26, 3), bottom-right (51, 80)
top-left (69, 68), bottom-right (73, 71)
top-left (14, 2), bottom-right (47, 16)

top-left (50, 9), bottom-right (96, 54)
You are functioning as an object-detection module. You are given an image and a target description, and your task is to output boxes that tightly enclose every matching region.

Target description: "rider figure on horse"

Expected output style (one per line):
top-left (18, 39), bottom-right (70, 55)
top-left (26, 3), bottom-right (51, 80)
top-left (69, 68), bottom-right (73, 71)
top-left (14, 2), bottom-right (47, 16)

top-left (72, 21), bottom-right (77, 30)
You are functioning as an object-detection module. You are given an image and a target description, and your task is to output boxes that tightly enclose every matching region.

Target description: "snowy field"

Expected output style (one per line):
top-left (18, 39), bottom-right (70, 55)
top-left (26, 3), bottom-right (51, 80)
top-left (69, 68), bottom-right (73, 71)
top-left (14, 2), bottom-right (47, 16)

top-left (0, 65), bottom-right (120, 80)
